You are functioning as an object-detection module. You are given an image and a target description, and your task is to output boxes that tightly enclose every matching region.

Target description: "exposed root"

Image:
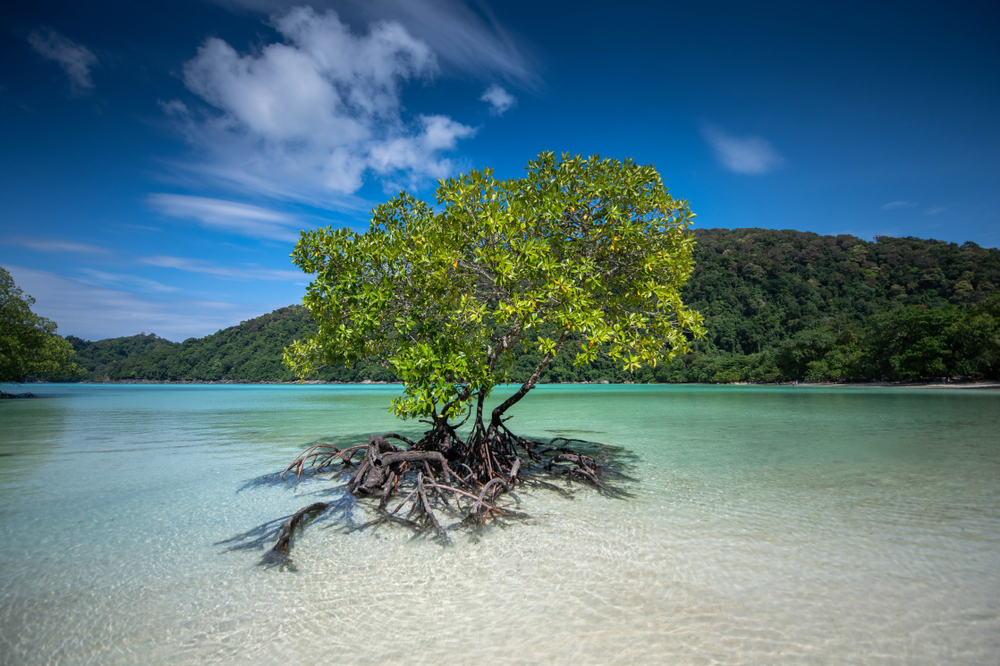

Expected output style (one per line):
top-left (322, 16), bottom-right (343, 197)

top-left (415, 472), bottom-right (448, 543)
top-left (282, 443), bottom-right (367, 481)
top-left (232, 421), bottom-right (634, 563)
top-left (259, 502), bottom-right (328, 568)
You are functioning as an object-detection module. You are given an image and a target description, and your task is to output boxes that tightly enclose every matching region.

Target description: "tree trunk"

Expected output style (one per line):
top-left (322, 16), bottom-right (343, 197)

top-left (489, 330), bottom-right (568, 431)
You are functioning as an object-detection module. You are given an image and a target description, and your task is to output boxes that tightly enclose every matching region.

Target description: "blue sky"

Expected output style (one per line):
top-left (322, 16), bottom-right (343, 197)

top-left (2, 0), bottom-right (997, 341)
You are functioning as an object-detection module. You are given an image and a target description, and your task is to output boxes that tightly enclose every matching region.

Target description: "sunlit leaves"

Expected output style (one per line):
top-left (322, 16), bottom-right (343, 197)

top-left (285, 152), bottom-right (705, 418)
top-left (0, 267), bottom-right (82, 382)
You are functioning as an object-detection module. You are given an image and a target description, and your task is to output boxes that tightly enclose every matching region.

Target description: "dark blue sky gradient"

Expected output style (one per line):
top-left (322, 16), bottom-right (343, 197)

top-left (1, 0), bottom-right (997, 340)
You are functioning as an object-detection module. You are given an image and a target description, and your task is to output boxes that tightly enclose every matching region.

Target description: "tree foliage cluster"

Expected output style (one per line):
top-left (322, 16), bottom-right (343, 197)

top-left (64, 229), bottom-right (1000, 385)
top-left (285, 152), bottom-right (702, 423)
top-left (0, 266), bottom-right (80, 386)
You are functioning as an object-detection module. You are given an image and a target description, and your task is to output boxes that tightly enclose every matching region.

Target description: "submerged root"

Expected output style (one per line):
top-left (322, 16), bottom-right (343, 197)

top-left (232, 424), bottom-right (633, 563)
top-left (0, 391), bottom-right (35, 399)
top-left (259, 502), bottom-right (329, 568)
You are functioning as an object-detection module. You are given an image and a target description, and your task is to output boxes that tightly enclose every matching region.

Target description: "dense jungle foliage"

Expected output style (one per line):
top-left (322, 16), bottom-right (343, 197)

top-left (655, 228), bottom-right (1000, 383)
top-left (63, 229), bottom-right (1000, 384)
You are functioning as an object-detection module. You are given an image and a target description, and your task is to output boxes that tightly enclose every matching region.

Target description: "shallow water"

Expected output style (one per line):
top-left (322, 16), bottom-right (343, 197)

top-left (0, 384), bottom-right (998, 665)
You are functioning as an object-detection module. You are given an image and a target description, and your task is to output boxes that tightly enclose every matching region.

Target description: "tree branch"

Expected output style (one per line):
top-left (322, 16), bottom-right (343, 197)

top-left (490, 329), bottom-right (569, 427)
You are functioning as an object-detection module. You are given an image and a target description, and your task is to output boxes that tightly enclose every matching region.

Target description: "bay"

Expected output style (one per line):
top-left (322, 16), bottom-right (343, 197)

top-left (0, 384), bottom-right (998, 665)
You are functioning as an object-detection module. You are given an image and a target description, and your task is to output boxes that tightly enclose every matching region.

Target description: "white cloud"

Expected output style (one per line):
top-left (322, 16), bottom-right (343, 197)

top-left (368, 114), bottom-right (476, 185)
top-left (2, 264), bottom-right (270, 341)
top-left (169, 6), bottom-right (476, 203)
top-left (158, 99), bottom-right (189, 117)
top-left (123, 223), bottom-right (163, 232)
top-left (480, 83), bottom-right (516, 116)
top-left (207, 0), bottom-right (538, 87)
top-left (2, 236), bottom-right (110, 254)
top-left (140, 255), bottom-right (305, 281)
top-left (77, 269), bottom-right (179, 293)
top-left (878, 201), bottom-right (944, 216)
top-left (27, 28), bottom-right (98, 95)
top-left (148, 194), bottom-right (304, 242)
top-left (702, 124), bottom-right (783, 175)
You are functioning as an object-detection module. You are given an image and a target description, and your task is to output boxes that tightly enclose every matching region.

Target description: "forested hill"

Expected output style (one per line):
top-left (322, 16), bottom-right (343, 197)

top-left (686, 228), bottom-right (998, 355)
top-left (66, 306), bottom-right (395, 383)
top-left (64, 229), bottom-right (1000, 383)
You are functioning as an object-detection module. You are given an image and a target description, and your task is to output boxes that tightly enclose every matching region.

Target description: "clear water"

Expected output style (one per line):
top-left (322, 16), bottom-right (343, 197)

top-left (1, 384), bottom-right (998, 665)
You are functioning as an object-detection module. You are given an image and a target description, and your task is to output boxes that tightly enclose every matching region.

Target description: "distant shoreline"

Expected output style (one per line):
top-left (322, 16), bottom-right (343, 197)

top-left (14, 379), bottom-right (1000, 390)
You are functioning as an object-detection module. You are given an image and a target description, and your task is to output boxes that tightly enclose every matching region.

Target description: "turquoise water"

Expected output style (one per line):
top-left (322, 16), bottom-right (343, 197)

top-left (0, 384), bottom-right (998, 665)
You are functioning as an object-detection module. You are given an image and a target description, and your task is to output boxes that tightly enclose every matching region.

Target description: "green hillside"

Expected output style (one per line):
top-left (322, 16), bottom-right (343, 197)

top-left (67, 306), bottom-right (395, 383)
top-left (65, 229), bottom-right (1000, 384)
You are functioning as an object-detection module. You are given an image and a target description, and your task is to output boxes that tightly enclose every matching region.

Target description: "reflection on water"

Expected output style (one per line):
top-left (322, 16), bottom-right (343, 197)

top-left (0, 383), bottom-right (998, 665)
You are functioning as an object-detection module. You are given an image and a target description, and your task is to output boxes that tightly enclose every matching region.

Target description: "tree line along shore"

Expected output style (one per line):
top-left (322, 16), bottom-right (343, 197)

top-left (58, 228), bottom-right (1000, 385)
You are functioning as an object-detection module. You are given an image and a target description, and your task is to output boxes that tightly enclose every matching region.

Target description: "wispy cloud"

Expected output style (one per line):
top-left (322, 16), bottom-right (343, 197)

top-left (207, 0), bottom-right (539, 87)
top-left (355, 0), bottom-right (538, 87)
top-left (701, 123), bottom-right (783, 175)
top-left (77, 269), bottom-right (179, 293)
top-left (27, 28), bottom-right (99, 95)
top-left (480, 83), bottom-right (516, 116)
top-left (878, 201), bottom-right (944, 216)
top-left (2, 236), bottom-right (110, 254)
top-left (2, 264), bottom-right (271, 341)
top-left (148, 194), bottom-right (304, 242)
top-left (167, 6), bottom-right (476, 203)
top-left (141, 255), bottom-right (305, 281)
top-left (880, 201), bottom-right (918, 210)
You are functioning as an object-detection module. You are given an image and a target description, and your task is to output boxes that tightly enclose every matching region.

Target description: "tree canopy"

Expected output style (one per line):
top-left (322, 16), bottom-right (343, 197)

top-left (285, 152), bottom-right (704, 427)
top-left (0, 266), bottom-right (81, 384)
